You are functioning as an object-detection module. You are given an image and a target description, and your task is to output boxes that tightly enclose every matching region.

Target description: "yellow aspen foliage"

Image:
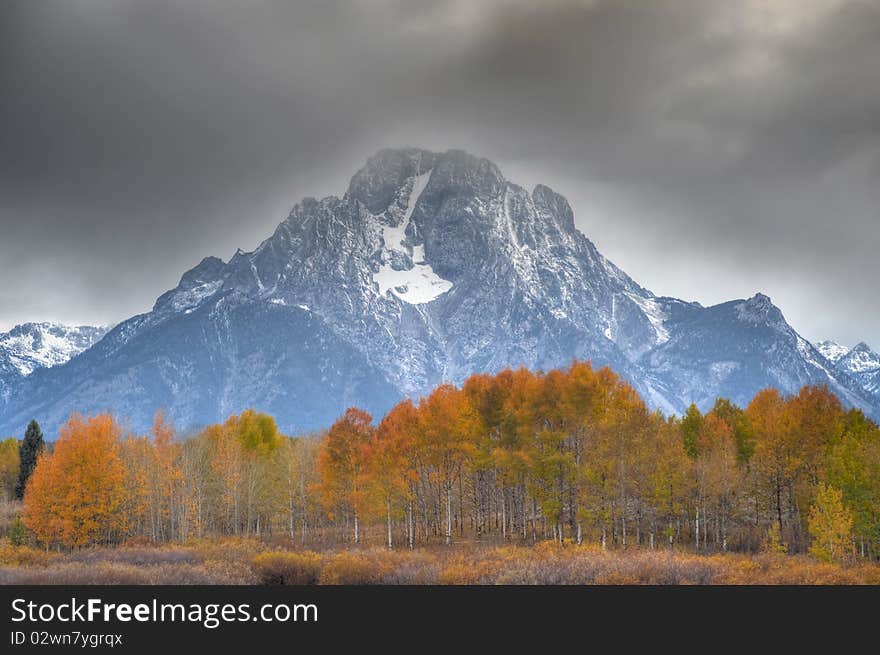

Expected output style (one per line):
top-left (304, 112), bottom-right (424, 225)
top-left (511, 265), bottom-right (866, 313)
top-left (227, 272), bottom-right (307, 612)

top-left (0, 437), bottom-right (20, 500)
top-left (808, 483), bottom-right (853, 564)
top-left (762, 522), bottom-right (788, 555)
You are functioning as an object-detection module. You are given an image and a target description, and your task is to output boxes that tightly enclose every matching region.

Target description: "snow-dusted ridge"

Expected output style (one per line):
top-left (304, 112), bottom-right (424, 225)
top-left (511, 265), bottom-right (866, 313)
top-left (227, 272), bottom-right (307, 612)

top-left (815, 340), bottom-right (850, 363)
top-left (840, 343), bottom-right (880, 374)
top-left (0, 322), bottom-right (111, 376)
top-left (815, 339), bottom-right (880, 402)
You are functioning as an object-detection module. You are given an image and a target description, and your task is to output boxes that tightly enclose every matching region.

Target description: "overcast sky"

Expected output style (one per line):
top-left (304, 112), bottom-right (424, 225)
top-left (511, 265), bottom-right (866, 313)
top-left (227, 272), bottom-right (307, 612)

top-left (1, 0), bottom-right (878, 348)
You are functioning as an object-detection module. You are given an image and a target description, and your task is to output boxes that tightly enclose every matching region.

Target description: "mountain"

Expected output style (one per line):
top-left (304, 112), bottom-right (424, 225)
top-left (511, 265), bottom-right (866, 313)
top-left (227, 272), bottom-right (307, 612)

top-left (815, 340), bottom-right (880, 400)
top-left (0, 322), bottom-right (110, 376)
top-left (815, 340), bottom-right (851, 364)
top-left (838, 342), bottom-right (880, 376)
top-left (0, 322), bottom-right (110, 406)
top-left (0, 148), bottom-right (877, 436)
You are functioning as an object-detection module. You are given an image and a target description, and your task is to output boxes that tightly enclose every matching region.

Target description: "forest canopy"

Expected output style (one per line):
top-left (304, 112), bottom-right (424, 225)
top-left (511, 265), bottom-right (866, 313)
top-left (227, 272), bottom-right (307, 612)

top-left (9, 361), bottom-right (880, 562)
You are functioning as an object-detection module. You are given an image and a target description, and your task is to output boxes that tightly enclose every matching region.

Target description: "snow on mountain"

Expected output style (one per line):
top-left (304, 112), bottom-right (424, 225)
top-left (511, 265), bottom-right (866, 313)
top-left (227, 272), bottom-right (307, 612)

top-left (815, 340), bottom-right (850, 363)
top-left (0, 323), bottom-right (110, 377)
top-left (0, 322), bottom-right (110, 406)
top-left (838, 342), bottom-right (880, 374)
top-left (0, 147), bottom-right (877, 436)
top-left (816, 340), bottom-right (880, 401)
top-left (373, 168), bottom-right (454, 304)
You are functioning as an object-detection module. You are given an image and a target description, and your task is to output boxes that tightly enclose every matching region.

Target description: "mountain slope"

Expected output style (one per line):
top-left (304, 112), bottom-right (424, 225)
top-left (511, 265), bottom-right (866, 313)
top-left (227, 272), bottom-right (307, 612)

top-left (0, 148), bottom-right (876, 436)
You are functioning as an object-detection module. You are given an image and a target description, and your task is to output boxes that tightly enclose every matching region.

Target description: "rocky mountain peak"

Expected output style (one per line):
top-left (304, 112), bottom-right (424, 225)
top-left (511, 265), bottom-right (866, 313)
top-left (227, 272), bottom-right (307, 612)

top-left (346, 147), bottom-right (438, 214)
top-left (815, 339), bottom-right (850, 362)
top-left (735, 292), bottom-right (785, 326)
top-left (1, 147), bottom-right (877, 436)
top-left (840, 341), bottom-right (880, 373)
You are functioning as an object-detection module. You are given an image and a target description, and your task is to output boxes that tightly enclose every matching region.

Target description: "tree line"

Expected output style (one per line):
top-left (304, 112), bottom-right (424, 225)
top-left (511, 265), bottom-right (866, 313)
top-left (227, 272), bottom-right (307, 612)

top-left (8, 361), bottom-right (880, 561)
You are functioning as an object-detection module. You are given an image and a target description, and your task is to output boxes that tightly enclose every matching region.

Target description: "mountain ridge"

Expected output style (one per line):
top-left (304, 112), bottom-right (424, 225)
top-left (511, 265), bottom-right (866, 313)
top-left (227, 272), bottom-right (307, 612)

top-left (0, 322), bottom-right (110, 407)
top-left (1, 147), bottom-right (877, 436)
top-left (815, 339), bottom-right (880, 401)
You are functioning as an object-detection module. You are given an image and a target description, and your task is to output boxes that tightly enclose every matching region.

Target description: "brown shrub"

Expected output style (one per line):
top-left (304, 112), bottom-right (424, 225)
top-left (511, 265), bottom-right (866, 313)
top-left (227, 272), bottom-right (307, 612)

top-left (321, 551), bottom-right (389, 585)
top-left (0, 562), bottom-right (228, 584)
top-left (2, 537), bottom-right (879, 585)
top-left (438, 551), bottom-right (506, 585)
top-left (0, 541), bottom-right (58, 567)
top-left (252, 550), bottom-right (323, 585)
top-left (192, 537), bottom-right (262, 563)
top-left (67, 546), bottom-right (199, 566)
top-left (379, 550), bottom-right (440, 584)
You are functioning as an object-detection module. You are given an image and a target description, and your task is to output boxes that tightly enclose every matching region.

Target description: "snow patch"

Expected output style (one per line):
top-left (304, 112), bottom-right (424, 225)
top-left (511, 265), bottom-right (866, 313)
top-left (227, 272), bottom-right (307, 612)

top-left (373, 170), bottom-right (453, 305)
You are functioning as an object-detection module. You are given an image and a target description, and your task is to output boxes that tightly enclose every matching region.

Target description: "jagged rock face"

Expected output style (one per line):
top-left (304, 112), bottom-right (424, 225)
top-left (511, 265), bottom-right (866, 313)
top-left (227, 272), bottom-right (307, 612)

top-left (0, 148), bottom-right (877, 437)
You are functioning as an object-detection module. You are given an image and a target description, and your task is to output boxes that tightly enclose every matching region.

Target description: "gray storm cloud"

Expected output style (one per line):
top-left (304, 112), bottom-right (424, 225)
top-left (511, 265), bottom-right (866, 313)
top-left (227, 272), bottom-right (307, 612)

top-left (1, 0), bottom-right (878, 347)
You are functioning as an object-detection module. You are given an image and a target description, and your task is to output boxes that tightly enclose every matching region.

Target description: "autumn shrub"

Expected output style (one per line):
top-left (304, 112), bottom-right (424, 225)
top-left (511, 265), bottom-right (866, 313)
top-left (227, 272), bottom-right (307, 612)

top-left (438, 549), bottom-right (507, 584)
top-left (494, 546), bottom-right (609, 584)
top-left (67, 546), bottom-right (200, 566)
top-left (0, 562), bottom-right (229, 585)
top-left (320, 551), bottom-right (390, 584)
top-left (253, 550), bottom-right (323, 585)
top-left (0, 541), bottom-right (58, 567)
top-left (192, 537), bottom-right (262, 563)
top-left (201, 558), bottom-right (257, 584)
top-left (121, 535), bottom-right (160, 548)
top-left (0, 501), bottom-right (23, 539)
top-left (379, 550), bottom-right (440, 584)
top-left (594, 552), bottom-right (718, 585)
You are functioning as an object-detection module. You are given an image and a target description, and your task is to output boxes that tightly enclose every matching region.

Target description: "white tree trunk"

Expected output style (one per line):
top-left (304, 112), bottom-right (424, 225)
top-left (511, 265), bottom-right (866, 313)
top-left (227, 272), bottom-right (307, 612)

top-left (386, 500), bottom-right (393, 550)
top-left (445, 484), bottom-right (452, 546)
top-left (407, 501), bottom-right (414, 550)
top-left (501, 488), bottom-right (507, 541)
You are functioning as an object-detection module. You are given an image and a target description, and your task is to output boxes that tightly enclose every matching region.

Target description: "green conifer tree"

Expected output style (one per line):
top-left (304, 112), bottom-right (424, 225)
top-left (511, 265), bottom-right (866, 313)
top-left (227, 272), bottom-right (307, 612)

top-left (15, 419), bottom-right (44, 500)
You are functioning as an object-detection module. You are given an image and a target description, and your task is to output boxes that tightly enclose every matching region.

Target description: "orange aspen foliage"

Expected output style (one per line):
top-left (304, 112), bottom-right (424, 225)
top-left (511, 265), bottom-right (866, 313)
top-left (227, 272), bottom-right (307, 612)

top-left (23, 414), bottom-right (128, 548)
top-left (316, 407), bottom-right (374, 544)
top-left (370, 400), bottom-right (420, 548)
